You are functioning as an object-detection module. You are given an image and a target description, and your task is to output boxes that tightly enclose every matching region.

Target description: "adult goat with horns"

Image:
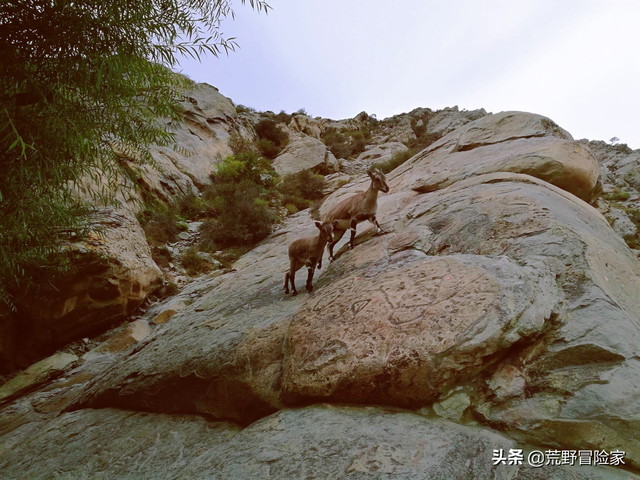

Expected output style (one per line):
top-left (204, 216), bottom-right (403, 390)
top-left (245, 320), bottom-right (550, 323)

top-left (322, 167), bottom-right (390, 261)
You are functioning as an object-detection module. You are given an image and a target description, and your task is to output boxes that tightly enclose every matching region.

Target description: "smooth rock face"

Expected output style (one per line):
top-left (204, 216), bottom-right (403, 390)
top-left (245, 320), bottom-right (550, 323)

top-left (6, 107), bottom-right (640, 477)
top-left (68, 171), bottom-right (640, 469)
top-left (0, 353), bottom-right (78, 405)
top-left (183, 406), bottom-right (517, 479)
top-left (82, 320), bottom-right (152, 360)
top-left (356, 142), bottom-right (408, 166)
top-left (149, 83), bottom-right (239, 188)
top-left (391, 112), bottom-right (600, 201)
top-left (451, 110), bottom-right (573, 149)
top-left (272, 136), bottom-right (330, 176)
top-left (0, 408), bottom-right (241, 480)
top-left (2, 405), bottom-right (632, 479)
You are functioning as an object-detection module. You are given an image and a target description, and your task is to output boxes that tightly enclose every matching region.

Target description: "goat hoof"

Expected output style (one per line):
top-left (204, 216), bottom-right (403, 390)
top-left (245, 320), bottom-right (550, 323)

top-left (292, 291), bottom-right (298, 296)
top-left (306, 285), bottom-right (313, 293)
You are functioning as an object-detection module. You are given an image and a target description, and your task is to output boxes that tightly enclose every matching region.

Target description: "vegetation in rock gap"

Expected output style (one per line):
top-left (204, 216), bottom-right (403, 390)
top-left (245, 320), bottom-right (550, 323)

top-left (0, 0), bottom-right (270, 312)
top-left (200, 152), bottom-right (277, 250)
top-left (200, 180), bottom-right (276, 249)
top-left (180, 247), bottom-right (215, 276)
top-left (254, 118), bottom-right (289, 159)
top-left (235, 104), bottom-right (257, 114)
top-left (274, 110), bottom-right (293, 125)
top-left (603, 189), bottom-right (632, 201)
top-left (407, 112), bottom-right (443, 151)
top-left (276, 170), bottom-right (326, 214)
top-left (137, 138), bottom-right (327, 263)
top-left (372, 149), bottom-right (417, 174)
top-left (321, 127), bottom-right (372, 159)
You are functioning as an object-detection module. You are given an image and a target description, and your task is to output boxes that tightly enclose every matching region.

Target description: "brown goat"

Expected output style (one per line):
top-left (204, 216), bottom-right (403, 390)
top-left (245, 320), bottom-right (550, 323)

top-left (322, 167), bottom-right (389, 261)
top-left (284, 221), bottom-right (336, 295)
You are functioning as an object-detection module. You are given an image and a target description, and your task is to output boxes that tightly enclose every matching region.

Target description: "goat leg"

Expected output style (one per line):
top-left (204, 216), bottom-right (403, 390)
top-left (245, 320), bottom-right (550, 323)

top-left (371, 215), bottom-right (384, 234)
top-left (306, 266), bottom-right (314, 293)
top-left (290, 268), bottom-right (298, 296)
top-left (349, 218), bottom-right (357, 249)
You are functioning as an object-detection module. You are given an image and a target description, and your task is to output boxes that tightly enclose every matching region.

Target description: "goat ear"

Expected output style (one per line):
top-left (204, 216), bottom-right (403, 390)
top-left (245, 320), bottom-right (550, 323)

top-left (367, 168), bottom-right (374, 178)
top-left (315, 221), bottom-right (322, 229)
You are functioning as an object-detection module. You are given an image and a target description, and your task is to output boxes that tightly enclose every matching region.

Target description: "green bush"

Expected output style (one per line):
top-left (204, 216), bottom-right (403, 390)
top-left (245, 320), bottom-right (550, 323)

top-left (210, 151), bottom-right (276, 188)
top-left (138, 204), bottom-right (180, 245)
top-left (321, 127), bottom-right (370, 159)
top-left (257, 138), bottom-right (281, 159)
top-left (372, 149), bottom-right (416, 174)
top-left (276, 170), bottom-right (325, 214)
top-left (175, 193), bottom-right (207, 219)
top-left (181, 246), bottom-right (215, 276)
top-left (200, 179), bottom-right (276, 249)
top-left (227, 131), bottom-right (254, 155)
top-left (275, 110), bottom-right (293, 124)
top-left (150, 245), bottom-right (172, 268)
top-left (236, 104), bottom-right (256, 114)
top-left (255, 118), bottom-right (288, 148)
top-left (407, 132), bottom-right (443, 151)
top-left (277, 170), bottom-right (325, 200)
top-left (351, 133), bottom-right (367, 156)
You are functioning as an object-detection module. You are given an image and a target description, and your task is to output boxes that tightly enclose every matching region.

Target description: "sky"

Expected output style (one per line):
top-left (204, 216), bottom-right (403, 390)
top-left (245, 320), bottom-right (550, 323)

top-left (176, 0), bottom-right (640, 149)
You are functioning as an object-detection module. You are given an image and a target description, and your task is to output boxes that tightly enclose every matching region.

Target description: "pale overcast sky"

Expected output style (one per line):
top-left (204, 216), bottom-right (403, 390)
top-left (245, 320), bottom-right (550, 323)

top-left (177, 0), bottom-right (640, 149)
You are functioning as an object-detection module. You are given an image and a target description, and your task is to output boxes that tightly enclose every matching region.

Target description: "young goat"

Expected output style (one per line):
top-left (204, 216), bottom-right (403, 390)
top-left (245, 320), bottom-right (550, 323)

top-left (322, 167), bottom-right (389, 261)
top-left (284, 221), bottom-right (336, 295)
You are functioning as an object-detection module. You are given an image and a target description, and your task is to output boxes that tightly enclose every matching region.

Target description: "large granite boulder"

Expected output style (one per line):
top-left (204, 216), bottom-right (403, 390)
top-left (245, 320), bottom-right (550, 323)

top-left (1, 405), bottom-right (634, 478)
top-left (288, 113), bottom-right (322, 138)
top-left (391, 111), bottom-right (601, 202)
top-left (4, 109), bottom-right (640, 477)
top-left (356, 141), bottom-right (408, 166)
top-left (0, 408), bottom-right (240, 479)
top-left (14, 208), bottom-right (163, 360)
top-left (272, 136), bottom-right (334, 176)
top-left (146, 82), bottom-right (254, 190)
top-left (69, 167), bottom-right (640, 469)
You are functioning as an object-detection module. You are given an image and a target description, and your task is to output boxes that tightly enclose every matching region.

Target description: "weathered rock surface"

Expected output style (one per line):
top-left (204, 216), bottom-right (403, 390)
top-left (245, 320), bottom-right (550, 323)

top-left (0, 408), bottom-right (240, 480)
top-left (608, 206), bottom-right (638, 239)
top-left (182, 406), bottom-right (518, 479)
top-left (356, 141), bottom-right (408, 165)
top-left (272, 136), bottom-right (332, 176)
top-left (0, 353), bottom-right (77, 405)
top-left (383, 116), bottom-right (417, 144)
top-left (68, 169), bottom-right (640, 471)
top-left (586, 140), bottom-right (640, 192)
top-left (2, 404), bottom-right (633, 479)
top-left (82, 319), bottom-right (151, 360)
top-left (288, 113), bottom-right (322, 138)
top-left (4, 102), bottom-right (640, 477)
top-left (15, 208), bottom-right (163, 361)
top-left (148, 83), bottom-right (241, 189)
top-left (392, 112), bottom-right (600, 202)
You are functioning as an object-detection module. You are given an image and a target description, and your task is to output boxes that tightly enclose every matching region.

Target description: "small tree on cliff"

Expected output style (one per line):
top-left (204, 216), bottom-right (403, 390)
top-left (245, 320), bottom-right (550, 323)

top-left (0, 0), bottom-right (270, 312)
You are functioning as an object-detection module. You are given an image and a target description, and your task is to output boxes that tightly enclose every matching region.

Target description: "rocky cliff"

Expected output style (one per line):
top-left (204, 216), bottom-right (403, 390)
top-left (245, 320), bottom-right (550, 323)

top-left (1, 84), bottom-right (640, 479)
